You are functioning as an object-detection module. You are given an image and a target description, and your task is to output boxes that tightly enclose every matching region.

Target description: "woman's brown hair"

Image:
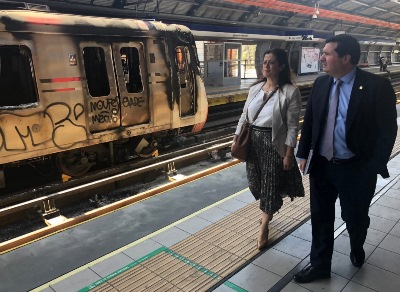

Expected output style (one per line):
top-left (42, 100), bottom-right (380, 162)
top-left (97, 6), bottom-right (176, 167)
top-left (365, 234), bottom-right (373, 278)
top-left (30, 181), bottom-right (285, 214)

top-left (253, 48), bottom-right (293, 88)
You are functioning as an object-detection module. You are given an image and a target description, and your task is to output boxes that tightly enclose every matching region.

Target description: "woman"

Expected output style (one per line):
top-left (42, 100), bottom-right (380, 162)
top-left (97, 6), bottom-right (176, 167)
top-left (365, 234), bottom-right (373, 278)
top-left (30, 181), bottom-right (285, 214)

top-left (232, 48), bottom-right (305, 250)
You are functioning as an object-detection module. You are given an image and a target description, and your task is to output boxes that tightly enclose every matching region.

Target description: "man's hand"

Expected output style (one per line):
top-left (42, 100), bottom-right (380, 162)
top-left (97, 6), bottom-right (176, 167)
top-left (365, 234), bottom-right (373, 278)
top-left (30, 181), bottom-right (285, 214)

top-left (298, 159), bottom-right (307, 174)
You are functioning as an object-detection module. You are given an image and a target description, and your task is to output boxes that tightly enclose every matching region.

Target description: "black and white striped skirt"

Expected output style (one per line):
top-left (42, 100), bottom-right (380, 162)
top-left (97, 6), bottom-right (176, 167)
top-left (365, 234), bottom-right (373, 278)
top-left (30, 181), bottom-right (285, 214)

top-left (246, 127), bottom-right (305, 215)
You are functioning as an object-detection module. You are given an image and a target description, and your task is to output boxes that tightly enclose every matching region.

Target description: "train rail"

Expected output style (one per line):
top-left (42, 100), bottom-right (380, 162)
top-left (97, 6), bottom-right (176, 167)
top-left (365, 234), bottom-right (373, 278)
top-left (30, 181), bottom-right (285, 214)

top-left (0, 134), bottom-right (234, 208)
top-left (0, 136), bottom-right (238, 253)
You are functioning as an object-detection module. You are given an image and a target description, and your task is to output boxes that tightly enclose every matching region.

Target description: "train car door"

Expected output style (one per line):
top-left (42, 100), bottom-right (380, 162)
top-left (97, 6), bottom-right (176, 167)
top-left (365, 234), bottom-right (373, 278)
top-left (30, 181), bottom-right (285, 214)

top-left (80, 43), bottom-right (120, 132)
top-left (113, 43), bottom-right (149, 126)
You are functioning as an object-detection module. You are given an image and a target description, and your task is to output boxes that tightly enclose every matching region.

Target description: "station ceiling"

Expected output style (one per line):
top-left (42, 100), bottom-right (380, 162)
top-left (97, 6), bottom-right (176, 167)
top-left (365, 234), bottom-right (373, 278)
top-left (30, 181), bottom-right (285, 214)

top-left (9, 0), bottom-right (400, 41)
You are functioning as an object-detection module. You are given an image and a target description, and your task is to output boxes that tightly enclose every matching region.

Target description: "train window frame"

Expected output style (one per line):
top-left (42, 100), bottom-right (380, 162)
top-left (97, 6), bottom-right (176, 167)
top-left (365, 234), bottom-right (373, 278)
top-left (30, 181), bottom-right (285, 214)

top-left (82, 46), bottom-right (111, 97)
top-left (0, 45), bottom-right (39, 108)
top-left (119, 46), bottom-right (144, 94)
top-left (175, 46), bottom-right (196, 117)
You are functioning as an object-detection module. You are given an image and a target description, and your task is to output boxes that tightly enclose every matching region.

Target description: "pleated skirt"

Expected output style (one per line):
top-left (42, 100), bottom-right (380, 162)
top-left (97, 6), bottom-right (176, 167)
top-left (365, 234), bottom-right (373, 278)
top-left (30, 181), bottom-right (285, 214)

top-left (246, 128), bottom-right (305, 215)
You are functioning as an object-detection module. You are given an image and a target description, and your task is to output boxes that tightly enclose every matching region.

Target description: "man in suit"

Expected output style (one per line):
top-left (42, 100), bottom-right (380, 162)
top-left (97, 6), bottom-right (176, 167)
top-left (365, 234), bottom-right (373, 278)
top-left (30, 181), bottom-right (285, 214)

top-left (294, 34), bottom-right (397, 283)
top-left (379, 56), bottom-right (384, 71)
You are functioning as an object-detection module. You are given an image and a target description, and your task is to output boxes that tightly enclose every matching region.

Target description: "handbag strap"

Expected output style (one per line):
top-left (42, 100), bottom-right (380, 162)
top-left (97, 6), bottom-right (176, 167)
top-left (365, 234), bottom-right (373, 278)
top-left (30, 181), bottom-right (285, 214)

top-left (246, 84), bottom-right (279, 122)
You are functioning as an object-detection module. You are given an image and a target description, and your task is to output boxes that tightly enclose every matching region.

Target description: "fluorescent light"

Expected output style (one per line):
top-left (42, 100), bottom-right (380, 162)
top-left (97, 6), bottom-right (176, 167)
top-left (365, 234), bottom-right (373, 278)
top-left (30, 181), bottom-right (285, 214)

top-left (351, 0), bottom-right (369, 6)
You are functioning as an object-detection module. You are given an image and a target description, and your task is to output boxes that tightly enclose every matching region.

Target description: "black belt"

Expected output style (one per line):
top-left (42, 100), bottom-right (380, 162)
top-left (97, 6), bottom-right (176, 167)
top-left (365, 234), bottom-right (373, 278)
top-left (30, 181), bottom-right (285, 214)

top-left (252, 126), bottom-right (272, 132)
top-left (330, 156), bottom-right (359, 164)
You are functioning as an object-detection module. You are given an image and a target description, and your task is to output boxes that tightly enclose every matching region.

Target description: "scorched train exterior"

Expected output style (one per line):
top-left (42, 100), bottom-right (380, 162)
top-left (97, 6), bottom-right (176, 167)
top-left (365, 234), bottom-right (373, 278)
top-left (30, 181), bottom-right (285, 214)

top-left (0, 9), bottom-right (207, 186)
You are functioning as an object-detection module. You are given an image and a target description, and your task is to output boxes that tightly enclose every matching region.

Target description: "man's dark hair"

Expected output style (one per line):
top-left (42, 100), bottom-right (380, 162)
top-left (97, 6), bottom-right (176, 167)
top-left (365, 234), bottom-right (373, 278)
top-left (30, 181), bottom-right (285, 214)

top-left (326, 34), bottom-right (360, 65)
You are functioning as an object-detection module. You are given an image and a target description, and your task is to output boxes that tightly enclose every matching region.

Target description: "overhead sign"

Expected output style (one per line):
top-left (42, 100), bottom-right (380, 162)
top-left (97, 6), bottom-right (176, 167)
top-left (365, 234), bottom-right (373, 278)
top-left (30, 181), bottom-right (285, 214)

top-left (285, 30), bottom-right (313, 41)
top-left (285, 35), bottom-right (313, 41)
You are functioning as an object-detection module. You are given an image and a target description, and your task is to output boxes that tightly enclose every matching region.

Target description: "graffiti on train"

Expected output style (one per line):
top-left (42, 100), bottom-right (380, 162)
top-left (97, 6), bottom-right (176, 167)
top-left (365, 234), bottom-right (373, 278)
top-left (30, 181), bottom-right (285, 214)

top-left (122, 96), bottom-right (145, 108)
top-left (90, 96), bottom-right (120, 124)
top-left (89, 96), bottom-right (145, 124)
top-left (0, 102), bottom-right (87, 152)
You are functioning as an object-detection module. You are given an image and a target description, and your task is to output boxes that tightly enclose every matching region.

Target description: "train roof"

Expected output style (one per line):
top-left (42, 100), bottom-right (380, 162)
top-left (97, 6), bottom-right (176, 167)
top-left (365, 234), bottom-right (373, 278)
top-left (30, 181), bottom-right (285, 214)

top-left (0, 9), bottom-right (192, 36)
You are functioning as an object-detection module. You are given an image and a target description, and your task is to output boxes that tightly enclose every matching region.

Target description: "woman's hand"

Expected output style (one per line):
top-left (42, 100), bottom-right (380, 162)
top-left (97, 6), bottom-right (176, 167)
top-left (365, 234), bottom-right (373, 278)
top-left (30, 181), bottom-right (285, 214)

top-left (283, 156), bottom-right (294, 170)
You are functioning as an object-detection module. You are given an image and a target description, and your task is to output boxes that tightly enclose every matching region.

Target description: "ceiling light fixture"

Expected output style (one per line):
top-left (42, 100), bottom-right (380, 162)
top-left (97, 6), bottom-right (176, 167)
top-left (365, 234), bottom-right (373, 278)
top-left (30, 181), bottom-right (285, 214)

top-left (312, 1), bottom-right (319, 19)
top-left (315, 2), bottom-right (320, 15)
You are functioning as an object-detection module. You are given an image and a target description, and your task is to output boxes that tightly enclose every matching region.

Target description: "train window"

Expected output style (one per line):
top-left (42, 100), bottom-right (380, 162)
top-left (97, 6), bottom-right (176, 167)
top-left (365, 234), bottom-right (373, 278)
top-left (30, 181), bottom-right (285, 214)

top-left (176, 47), bottom-right (190, 88)
top-left (120, 47), bottom-right (143, 93)
top-left (0, 45), bottom-right (38, 107)
top-left (82, 47), bottom-right (110, 97)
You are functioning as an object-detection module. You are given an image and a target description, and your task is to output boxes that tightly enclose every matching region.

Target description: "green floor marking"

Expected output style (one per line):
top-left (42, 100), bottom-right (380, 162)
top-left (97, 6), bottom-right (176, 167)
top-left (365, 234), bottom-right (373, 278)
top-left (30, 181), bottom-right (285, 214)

top-left (223, 280), bottom-right (248, 292)
top-left (79, 246), bottom-right (247, 292)
top-left (78, 246), bottom-right (167, 292)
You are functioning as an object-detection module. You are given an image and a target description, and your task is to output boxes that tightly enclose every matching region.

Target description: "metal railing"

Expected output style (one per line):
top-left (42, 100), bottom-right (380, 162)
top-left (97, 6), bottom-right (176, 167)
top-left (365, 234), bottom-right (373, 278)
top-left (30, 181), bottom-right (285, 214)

top-left (199, 60), bottom-right (257, 79)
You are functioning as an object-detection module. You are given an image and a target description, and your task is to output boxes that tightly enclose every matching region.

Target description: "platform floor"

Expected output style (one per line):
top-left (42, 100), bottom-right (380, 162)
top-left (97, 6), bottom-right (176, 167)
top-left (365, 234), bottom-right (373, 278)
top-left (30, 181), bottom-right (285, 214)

top-left (18, 116), bottom-right (400, 292)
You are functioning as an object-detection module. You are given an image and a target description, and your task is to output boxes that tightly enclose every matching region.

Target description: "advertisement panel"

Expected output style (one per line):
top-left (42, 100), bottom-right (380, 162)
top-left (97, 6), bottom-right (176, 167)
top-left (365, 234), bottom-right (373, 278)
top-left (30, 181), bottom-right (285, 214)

top-left (300, 47), bottom-right (320, 74)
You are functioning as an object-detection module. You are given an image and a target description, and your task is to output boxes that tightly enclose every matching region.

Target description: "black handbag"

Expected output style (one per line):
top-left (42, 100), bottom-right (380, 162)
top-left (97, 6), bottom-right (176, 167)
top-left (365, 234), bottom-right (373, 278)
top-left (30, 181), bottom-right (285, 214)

top-left (231, 85), bottom-right (278, 161)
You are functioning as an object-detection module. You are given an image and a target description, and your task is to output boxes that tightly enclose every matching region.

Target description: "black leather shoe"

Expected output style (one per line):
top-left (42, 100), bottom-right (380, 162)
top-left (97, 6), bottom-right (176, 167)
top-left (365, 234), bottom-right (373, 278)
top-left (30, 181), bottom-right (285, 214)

top-left (293, 265), bottom-right (330, 283)
top-left (350, 249), bottom-right (365, 268)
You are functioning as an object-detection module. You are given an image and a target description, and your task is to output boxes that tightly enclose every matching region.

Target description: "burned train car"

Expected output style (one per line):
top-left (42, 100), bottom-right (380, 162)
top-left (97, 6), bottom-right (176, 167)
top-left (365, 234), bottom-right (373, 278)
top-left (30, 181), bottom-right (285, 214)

top-left (0, 9), bottom-right (207, 186)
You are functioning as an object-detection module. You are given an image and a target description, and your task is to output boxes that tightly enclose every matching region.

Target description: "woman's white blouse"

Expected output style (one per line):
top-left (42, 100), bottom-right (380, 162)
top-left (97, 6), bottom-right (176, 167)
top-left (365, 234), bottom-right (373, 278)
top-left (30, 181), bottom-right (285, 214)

top-left (247, 90), bottom-right (276, 127)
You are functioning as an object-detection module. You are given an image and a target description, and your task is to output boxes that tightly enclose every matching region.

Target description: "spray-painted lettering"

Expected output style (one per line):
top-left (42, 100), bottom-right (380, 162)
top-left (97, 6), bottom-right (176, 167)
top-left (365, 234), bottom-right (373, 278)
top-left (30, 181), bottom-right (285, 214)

top-left (122, 96), bottom-right (145, 108)
top-left (90, 97), bottom-right (119, 112)
top-left (91, 111), bottom-right (119, 124)
top-left (90, 97), bottom-right (120, 124)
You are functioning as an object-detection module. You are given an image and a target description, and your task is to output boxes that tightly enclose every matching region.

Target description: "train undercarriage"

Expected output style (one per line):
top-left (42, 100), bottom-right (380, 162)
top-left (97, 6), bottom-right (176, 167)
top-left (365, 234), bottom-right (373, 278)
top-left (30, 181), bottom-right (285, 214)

top-left (0, 128), bottom-right (188, 193)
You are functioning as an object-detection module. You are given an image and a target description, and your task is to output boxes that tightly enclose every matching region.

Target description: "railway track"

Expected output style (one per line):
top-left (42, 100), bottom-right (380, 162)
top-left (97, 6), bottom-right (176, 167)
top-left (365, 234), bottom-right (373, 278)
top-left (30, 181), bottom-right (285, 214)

top-left (0, 134), bottom-right (234, 208)
top-left (0, 135), bottom-right (239, 253)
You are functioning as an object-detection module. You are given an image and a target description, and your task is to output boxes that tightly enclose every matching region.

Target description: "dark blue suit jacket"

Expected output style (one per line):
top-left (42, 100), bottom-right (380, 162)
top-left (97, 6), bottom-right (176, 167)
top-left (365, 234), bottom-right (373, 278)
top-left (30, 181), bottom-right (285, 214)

top-left (297, 67), bottom-right (397, 178)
